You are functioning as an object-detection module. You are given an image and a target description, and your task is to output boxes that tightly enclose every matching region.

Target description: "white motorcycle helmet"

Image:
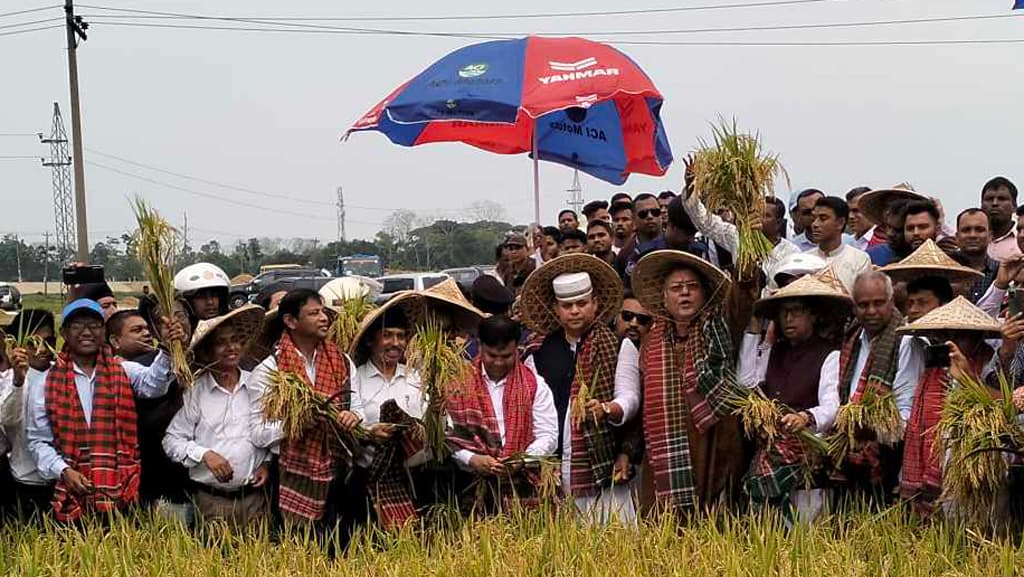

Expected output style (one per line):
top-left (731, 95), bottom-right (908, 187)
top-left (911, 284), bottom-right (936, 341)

top-left (174, 262), bottom-right (230, 297)
top-left (318, 277), bottom-right (370, 311)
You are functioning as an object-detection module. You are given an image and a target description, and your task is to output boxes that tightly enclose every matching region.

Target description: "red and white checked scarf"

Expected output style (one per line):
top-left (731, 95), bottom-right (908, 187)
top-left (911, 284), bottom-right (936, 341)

top-left (45, 347), bottom-right (140, 522)
top-left (275, 332), bottom-right (351, 522)
top-left (446, 358), bottom-right (537, 460)
top-left (900, 367), bottom-right (947, 511)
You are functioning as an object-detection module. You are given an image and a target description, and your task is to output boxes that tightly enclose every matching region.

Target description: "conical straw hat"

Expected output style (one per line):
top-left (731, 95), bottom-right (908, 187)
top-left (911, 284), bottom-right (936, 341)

top-left (518, 253), bottom-right (623, 334)
top-left (754, 265), bottom-right (852, 318)
top-left (858, 183), bottom-right (927, 225)
top-left (897, 295), bottom-right (1002, 337)
top-left (349, 279), bottom-right (486, 365)
top-left (880, 239), bottom-right (983, 283)
top-left (632, 250), bottom-right (731, 316)
top-left (189, 304), bottom-right (265, 371)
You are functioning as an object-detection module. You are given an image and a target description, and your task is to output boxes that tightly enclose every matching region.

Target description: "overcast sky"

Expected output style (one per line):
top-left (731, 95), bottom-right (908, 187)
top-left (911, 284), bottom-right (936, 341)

top-left (1, 0), bottom-right (1021, 249)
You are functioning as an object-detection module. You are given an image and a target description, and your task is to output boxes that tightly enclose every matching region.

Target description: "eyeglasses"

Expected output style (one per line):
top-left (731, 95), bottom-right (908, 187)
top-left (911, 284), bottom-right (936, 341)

top-left (66, 320), bottom-right (103, 332)
top-left (504, 244), bottom-right (525, 250)
top-left (620, 310), bottom-right (652, 325)
top-left (637, 208), bottom-right (662, 220)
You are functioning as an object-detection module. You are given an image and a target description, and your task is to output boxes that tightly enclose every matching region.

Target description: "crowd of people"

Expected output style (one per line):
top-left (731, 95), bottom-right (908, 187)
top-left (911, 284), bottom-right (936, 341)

top-left (2, 173), bottom-right (1024, 546)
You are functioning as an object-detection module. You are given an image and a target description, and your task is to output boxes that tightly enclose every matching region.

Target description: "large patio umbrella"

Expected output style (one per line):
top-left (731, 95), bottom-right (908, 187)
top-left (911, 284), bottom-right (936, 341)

top-left (345, 36), bottom-right (673, 223)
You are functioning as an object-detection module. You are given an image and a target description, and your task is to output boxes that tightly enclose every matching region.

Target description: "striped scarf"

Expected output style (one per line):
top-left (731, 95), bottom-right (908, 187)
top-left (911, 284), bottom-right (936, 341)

top-left (640, 310), bottom-right (736, 511)
top-left (45, 347), bottom-right (140, 522)
top-left (446, 358), bottom-right (536, 460)
top-left (835, 314), bottom-right (903, 482)
top-left (567, 324), bottom-right (620, 497)
top-left (899, 367), bottom-right (948, 512)
top-left (275, 332), bottom-right (351, 523)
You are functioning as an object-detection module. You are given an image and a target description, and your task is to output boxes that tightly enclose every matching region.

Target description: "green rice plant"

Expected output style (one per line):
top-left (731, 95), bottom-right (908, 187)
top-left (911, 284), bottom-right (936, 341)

top-left (326, 294), bottom-right (375, 354)
top-left (690, 118), bottom-right (788, 279)
top-left (131, 197), bottom-right (192, 387)
top-left (406, 315), bottom-right (472, 464)
top-left (827, 383), bottom-right (903, 463)
top-left (936, 370), bottom-right (1024, 527)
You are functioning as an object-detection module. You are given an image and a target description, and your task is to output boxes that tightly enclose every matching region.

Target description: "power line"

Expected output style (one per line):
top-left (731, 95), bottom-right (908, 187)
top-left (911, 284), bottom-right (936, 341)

top-left (77, 0), bottom-right (842, 22)
top-left (0, 16), bottom-right (63, 30)
top-left (85, 148), bottom-right (336, 207)
top-left (79, 20), bottom-right (1024, 46)
top-left (0, 23), bottom-right (63, 37)
top-left (81, 11), bottom-right (1024, 38)
top-left (0, 5), bottom-right (59, 20)
top-left (0, 155), bottom-right (43, 160)
top-left (84, 159), bottom-right (337, 222)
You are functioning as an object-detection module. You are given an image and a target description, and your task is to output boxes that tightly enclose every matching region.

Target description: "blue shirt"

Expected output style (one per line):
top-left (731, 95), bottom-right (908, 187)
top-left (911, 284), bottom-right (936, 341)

top-left (26, 350), bottom-right (173, 480)
top-left (867, 243), bottom-right (897, 266)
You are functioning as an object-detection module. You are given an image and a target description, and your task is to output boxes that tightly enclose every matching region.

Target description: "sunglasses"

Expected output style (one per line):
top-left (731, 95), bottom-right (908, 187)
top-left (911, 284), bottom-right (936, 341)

top-left (620, 310), bottom-right (652, 325)
top-left (637, 208), bottom-right (662, 219)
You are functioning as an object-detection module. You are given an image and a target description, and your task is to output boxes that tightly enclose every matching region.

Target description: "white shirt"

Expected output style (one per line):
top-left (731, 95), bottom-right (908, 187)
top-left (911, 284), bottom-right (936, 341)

top-left (737, 333), bottom-right (840, 433)
top-left (247, 350), bottom-right (359, 451)
top-left (848, 226), bottom-right (877, 252)
top-left (26, 350), bottom-right (173, 481)
top-left (352, 362), bottom-right (425, 424)
top-left (2, 367), bottom-right (50, 485)
top-left (0, 369), bottom-right (12, 460)
top-left (451, 364), bottom-right (559, 470)
top-left (805, 243), bottom-right (872, 294)
top-left (680, 193), bottom-right (800, 285)
top-left (848, 333), bottom-right (923, 422)
top-left (162, 369), bottom-right (270, 490)
top-left (977, 282), bottom-right (1006, 320)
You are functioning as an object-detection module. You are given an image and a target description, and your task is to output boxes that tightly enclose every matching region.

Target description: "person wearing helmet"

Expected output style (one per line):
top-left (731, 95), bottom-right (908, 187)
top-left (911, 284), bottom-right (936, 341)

top-left (174, 263), bottom-right (230, 324)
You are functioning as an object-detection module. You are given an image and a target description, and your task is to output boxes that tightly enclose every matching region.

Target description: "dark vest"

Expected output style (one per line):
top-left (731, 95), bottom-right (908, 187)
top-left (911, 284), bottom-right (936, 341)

top-left (532, 330), bottom-right (574, 454)
top-left (763, 338), bottom-right (835, 412)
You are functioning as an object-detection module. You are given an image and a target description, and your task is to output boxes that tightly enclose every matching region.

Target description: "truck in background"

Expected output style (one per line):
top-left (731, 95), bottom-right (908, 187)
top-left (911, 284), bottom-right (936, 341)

top-left (337, 254), bottom-right (383, 278)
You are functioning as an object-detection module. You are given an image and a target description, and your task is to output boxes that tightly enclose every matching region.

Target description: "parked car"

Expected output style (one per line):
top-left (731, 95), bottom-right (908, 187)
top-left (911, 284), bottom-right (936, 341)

top-left (0, 283), bottom-right (22, 311)
top-left (376, 272), bottom-right (449, 304)
top-left (229, 268), bottom-right (329, 309)
top-left (441, 266), bottom-right (489, 293)
top-left (253, 276), bottom-right (335, 307)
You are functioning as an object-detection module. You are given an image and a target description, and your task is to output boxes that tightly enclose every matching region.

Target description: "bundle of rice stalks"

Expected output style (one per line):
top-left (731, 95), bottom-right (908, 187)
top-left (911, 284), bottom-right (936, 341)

top-left (2, 312), bottom-right (55, 358)
top-left (326, 295), bottom-right (375, 353)
top-left (568, 368), bottom-right (601, 429)
top-left (827, 383), bottom-right (903, 463)
top-left (262, 369), bottom-right (368, 461)
top-left (936, 371), bottom-right (1024, 525)
top-left (729, 387), bottom-right (830, 454)
top-left (689, 118), bottom-right (788, 278)
top-left (131, 197), bottom-right (192, 387)
top-left (405, 315), bottom-right (472, 464)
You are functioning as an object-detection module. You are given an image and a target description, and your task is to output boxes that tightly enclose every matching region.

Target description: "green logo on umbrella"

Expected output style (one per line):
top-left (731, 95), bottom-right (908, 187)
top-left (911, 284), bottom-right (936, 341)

top-left (458, 63), bottom-right (489, 78)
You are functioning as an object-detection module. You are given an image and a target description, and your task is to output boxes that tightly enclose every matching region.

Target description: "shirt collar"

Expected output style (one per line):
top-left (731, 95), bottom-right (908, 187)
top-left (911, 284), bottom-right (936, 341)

top-left (204, 369), bottom-right (249, 394)
top-left (364, 361), bottom-right (407, 381)
top-left (994, 228), bottom-right (1016, 243)
top-left (816, 244), bottom-right (846, 258)
top-left (71, 362), bottom-right (97, 381)
top-left (855, 226), bottom-right (876, 241)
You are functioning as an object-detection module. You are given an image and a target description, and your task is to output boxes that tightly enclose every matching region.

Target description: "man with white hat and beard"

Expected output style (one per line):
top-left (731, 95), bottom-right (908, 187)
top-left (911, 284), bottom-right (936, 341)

top-left (519, 254), bottom-right (639, 523)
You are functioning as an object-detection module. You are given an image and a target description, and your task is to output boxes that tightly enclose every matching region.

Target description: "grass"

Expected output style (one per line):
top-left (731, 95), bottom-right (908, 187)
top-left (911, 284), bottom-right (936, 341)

top-left (1, 507), bottom-right (1022, 577)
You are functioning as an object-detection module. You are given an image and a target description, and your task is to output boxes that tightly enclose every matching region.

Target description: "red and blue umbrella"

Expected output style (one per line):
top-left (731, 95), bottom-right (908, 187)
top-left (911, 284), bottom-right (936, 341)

top-left (346, 36), bottom-right (672, 222)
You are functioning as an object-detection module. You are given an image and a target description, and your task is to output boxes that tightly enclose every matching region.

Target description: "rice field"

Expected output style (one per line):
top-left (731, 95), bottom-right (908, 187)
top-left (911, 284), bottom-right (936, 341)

top-left (2, 506), bottom-right (1022, 577)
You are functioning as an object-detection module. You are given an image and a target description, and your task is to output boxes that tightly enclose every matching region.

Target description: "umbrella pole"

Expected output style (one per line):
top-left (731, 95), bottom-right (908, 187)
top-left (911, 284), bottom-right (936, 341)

top-left (532, 127), bottom-right (540, 225)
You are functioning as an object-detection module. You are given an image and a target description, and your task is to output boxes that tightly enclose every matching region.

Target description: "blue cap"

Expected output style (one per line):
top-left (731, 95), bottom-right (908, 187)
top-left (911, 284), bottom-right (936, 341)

top-left (61, 299), bottom-right (104, 323)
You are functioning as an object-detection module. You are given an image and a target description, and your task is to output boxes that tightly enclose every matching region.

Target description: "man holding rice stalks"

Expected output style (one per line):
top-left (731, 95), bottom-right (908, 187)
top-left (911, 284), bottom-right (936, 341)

top-left (173, 262), bottom-right (231, 327)
top-left (447, 315), bottom-right (558, 514)
top-left (247, 289), bottom-right (362, 535)
top-left (829, 271), bottom-right (921, 506)
top-left (1, 309), bottom-right (57, 520)
top-left (349, 304), bottom-right (431, 528)
top-left (895, 297), bottom-right (1000, 519)
top-left (163, 304), bottom-right (269, 528)
top-left (737, 268), bottom-right (851, 523)
top-left (627, 250), bottom-right (744, 517)
top-left (25, 298), bottom-right (187, 522)
top-left (520, 254), bottom-right (637, 523)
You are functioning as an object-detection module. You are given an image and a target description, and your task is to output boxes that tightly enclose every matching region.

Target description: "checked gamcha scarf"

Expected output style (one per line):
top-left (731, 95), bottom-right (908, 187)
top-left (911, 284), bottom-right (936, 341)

top-left (275, 333), bottom-right (352, 523)
top-left (640, 311), bottom-right (737, 511)
top-left (834, 313), bottom-right (903, 484)
top-left (446, 358), bottom-right (537, 460)
top-left (566, 324), bottom-right (620, 498)
top-left (365, 399), bottom-right (424, 529)
top-left (45, 347), bottom-right (141, 522)
top-left (899, 367), bottom-right (948, 514)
